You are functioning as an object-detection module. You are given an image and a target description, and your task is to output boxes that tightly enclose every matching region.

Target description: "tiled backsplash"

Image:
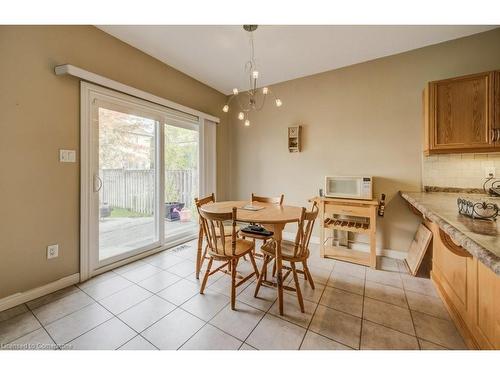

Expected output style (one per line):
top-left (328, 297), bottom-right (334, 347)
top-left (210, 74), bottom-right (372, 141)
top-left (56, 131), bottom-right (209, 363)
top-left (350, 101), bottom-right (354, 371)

top-left (422, 153), bottom-right (500, 189)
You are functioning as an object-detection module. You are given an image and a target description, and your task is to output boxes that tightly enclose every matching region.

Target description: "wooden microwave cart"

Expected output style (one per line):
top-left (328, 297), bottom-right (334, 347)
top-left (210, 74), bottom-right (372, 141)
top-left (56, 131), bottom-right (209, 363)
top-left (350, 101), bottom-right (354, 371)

top-left (312, 197), bottom-right (379, 268)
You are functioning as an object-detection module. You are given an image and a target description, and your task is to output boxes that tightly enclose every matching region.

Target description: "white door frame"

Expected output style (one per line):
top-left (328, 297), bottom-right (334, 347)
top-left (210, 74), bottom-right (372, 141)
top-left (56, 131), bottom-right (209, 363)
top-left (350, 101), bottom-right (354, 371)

top-left (80, 82), bottom-right (208, 281)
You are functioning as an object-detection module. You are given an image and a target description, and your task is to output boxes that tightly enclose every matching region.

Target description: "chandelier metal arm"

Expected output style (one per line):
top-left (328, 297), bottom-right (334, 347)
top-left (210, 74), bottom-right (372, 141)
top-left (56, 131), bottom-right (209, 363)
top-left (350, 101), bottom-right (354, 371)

top-left (221, 25), bottom-right (283, 126)
top-left (256, 92), bottom-right (267, 111)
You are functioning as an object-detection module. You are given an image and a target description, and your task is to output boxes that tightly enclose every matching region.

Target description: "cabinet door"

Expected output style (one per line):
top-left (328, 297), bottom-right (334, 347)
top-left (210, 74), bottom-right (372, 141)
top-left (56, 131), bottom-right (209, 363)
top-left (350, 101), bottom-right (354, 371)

top-left (433, 228), bottom-right (474, 320)
top-left (429, 72), bottom-right (494, 152)
top-left (477, 262), bottom-right (500, 349)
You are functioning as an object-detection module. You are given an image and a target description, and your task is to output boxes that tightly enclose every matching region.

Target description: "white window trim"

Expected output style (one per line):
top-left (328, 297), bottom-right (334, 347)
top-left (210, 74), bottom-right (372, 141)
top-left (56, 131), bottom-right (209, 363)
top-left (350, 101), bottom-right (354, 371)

top-left (80, 82), bottom-right (216, 281)
top-left (56, 64), bottom-right (220, 123)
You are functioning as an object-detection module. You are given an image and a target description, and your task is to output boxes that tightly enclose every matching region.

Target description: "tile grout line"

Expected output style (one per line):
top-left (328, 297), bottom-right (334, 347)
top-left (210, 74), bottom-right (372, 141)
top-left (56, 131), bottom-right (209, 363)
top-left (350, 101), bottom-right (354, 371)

top-left (118, 333), bottom-right (160, 350)
top-left (25, 286), bottom-right (82, 311)
top-left (28, 294), bottom-right (95, 334)
top-left (244, 261), bottom-right (363, 350)
top-left (77, 275), bottom-right (189, 349)
top-left (18, 305), bottom-right (59, 350)
top-left (229, 252), bottom-right (284, 349)
top-left (2, 242), bottom-right (193, 350)
top-left (174, 265), bottom-right (270, 350)
top-left (399, 268), bottom-right (422, 350)
top-left (7, 240), bottom-right (450, 351)
top-left (132, 241), bottom-right (226, 350)
top-left (358, 263), bottom-right (367, 350)
top-left (62, 287), bottom-right (132, 348)
top-left (400, 279), bottom-right (460, 350)
top-left (175, 304), bottom-right (229, 350)
top-left (136, 256), bottom-right (261, 349)
top-left (77, 280), bottom-right (181, 350)
top-left (298, 263), bottom-right (334, 350)
top-left (239, 287), bottom-right (279, 349)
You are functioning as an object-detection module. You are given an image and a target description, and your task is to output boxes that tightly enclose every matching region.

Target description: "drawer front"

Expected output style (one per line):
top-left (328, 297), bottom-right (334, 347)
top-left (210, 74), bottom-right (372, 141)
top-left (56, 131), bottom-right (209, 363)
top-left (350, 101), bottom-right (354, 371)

top-left (325, 203), bottom-right (371, 218)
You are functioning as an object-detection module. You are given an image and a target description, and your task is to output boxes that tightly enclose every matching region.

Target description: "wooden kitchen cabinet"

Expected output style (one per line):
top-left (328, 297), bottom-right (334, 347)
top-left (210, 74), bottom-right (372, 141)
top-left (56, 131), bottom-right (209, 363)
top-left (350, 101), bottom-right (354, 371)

top-left (426, 220), bottom-right (500, 349)
top-left (476, 261), bottom-right (500, 349)
top-left (423, 71), bottom-right (500, 155)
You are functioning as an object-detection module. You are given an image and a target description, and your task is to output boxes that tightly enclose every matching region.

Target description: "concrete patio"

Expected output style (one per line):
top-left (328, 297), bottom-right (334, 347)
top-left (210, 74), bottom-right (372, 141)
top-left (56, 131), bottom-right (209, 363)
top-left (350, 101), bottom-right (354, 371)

top-left (99, 217), bottom-right (197, 260)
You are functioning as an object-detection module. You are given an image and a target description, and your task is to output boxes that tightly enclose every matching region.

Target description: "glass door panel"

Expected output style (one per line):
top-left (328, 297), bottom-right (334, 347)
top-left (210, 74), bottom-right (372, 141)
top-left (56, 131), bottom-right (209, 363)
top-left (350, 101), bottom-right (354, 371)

top-left (97, 104), bottom-right (159, 262)
top-left (164, 123), bottom-right (199, 241)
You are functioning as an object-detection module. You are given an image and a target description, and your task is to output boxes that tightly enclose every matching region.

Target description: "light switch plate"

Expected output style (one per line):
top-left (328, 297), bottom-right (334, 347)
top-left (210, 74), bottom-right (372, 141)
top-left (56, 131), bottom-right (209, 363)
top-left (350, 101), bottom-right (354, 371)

top-left (59, 149), bottom-right (76, 163)
top-left (47, 244), bottom-right (59, 259)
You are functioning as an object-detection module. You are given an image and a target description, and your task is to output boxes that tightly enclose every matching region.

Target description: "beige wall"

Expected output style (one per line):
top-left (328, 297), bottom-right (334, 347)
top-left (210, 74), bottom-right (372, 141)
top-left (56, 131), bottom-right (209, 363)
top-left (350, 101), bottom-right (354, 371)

top-left (228, 27), bottom-right (500, 252)
top-left (0, 26), bottom-right (227, 299)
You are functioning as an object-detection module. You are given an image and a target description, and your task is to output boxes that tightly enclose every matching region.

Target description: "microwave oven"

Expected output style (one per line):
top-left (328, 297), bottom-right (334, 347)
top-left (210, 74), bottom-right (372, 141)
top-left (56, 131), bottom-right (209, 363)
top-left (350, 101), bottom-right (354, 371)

top-left (324, 176), bottom-right (373, 200)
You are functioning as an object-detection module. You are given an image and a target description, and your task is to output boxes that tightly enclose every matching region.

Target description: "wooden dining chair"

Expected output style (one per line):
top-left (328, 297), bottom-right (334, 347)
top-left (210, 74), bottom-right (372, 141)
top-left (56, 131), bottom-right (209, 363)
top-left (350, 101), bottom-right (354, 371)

top-left (254, 202), bottom-right (319, 313)
top-left (251, 193), bottom-right (284, 205)
top-left (198, 206), bottom-right (260, 310)
top-left (195, 194), bottom-right (236, 279)
top-left (241, 193), bottom-right (285, 257)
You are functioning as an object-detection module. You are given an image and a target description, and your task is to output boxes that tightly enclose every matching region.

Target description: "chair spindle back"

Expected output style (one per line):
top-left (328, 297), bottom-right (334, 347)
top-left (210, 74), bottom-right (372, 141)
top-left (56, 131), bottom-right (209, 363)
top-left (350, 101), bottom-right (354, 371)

top-left (292, 202), bottom-right (319, 258)
top-left (199, 207), bottom-right (238, 257)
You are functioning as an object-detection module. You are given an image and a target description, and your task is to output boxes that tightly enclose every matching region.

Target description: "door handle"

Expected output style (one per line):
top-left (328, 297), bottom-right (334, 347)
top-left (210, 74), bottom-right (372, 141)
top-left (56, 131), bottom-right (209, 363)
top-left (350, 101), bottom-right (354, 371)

top-left (94, 175), bottom-right (103, 192)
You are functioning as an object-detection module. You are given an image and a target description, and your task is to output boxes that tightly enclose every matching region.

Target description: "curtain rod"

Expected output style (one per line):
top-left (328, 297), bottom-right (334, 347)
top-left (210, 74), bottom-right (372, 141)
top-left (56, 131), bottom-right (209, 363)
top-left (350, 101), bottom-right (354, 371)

top-left (55, 64), bottom-right (220, 124)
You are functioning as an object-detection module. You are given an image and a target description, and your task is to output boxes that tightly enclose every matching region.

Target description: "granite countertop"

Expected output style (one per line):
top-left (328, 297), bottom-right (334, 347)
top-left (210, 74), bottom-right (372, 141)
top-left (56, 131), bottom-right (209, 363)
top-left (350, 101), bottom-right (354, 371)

top-left (400, 191), bottom-right (500, 276)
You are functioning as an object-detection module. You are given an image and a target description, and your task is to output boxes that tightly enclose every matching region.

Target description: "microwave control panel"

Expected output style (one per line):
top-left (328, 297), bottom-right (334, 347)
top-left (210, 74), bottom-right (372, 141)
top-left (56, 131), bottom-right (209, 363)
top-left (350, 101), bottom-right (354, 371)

top-left (361, 177), bottom-right (372, 197)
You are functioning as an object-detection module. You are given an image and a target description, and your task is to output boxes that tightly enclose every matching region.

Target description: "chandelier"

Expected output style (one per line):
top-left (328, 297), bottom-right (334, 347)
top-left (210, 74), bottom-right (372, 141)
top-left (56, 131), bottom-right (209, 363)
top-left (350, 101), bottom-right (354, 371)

top-left (222, 25), bottom-right (282, 126)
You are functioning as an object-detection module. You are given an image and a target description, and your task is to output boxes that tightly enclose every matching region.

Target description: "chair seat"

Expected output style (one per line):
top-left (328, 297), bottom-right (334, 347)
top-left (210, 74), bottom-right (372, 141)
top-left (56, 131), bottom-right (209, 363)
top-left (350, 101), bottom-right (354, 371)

top-left (208, 238), bottom-right (254, 258)
top-left (261, 240), bottom-right (309, 261)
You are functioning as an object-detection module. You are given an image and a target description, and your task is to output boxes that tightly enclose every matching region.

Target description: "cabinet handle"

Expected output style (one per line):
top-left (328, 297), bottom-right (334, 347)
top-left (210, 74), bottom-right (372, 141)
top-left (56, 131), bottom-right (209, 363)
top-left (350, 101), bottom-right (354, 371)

top-left (492, 128), bottom-right (499, 143)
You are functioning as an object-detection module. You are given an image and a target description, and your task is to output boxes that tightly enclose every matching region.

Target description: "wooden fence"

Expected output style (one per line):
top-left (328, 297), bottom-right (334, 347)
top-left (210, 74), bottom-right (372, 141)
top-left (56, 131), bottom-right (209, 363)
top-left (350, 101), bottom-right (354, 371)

top-left (100, 169), bottom-right (195, 215)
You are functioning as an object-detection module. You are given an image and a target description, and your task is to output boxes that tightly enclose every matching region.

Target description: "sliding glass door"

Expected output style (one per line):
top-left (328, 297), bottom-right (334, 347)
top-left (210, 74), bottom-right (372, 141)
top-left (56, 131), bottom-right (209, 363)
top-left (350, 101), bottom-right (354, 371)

top-left (96, 103), bottom-right (161, 262)
top-left (92, 99), bottom-right (162, 267)
top-left (83, 83), bottom-right (203, 275)
top-left (164, 123), bottom-right (199, 242)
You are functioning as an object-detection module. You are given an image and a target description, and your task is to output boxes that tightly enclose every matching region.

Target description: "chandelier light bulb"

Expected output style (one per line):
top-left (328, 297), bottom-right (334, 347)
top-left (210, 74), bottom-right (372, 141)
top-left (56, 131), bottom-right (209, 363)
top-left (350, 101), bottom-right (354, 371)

top-left (228, 26), bottom-right (282, 123)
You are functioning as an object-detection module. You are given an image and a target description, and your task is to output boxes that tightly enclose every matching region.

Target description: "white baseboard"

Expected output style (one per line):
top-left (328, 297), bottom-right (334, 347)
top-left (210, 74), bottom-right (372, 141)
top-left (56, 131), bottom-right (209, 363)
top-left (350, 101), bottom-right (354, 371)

top-left (282, 232), bottom-right (406, 260)
top-left (0, 273), bottom-right (80, 312)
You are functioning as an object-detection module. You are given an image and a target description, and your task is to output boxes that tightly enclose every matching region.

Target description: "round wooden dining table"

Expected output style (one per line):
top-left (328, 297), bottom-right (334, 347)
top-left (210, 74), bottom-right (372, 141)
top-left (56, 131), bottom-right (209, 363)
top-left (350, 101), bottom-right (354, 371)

top-left (197, 200), bottom-right (304, 315)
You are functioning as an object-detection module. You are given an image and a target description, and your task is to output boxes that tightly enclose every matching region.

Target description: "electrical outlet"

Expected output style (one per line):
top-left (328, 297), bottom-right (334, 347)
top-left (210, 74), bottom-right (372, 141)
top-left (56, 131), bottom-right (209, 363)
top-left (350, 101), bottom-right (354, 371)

top-left (47, 244), bottom-right (59, 259)
top-left (485, 167), bottom-right (496, 178)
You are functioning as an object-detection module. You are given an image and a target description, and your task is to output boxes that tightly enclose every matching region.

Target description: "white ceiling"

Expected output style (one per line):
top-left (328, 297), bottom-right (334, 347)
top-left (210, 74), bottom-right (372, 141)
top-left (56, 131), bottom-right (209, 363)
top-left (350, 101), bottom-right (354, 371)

top-left (98, 25), bottom-right (496, 94)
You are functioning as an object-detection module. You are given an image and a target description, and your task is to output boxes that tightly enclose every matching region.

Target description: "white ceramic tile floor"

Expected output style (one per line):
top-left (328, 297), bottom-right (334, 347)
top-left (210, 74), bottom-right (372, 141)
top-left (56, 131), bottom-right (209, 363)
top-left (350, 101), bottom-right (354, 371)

top-left (0, 240), bottom-right (468, 350)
